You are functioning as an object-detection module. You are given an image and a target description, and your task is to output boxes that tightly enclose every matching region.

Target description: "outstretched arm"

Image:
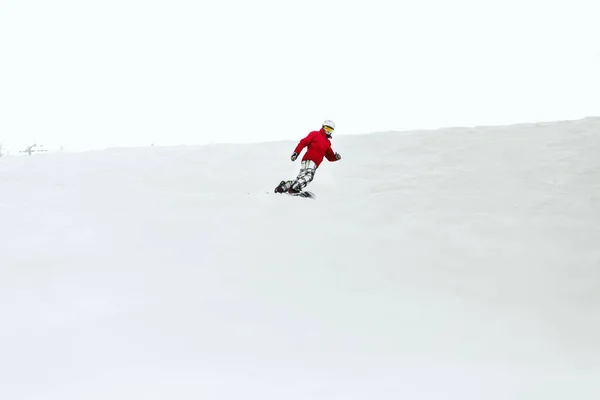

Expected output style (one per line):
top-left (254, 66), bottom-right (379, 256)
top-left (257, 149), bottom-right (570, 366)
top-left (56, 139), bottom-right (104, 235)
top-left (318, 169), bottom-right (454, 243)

top-left (325, 148), bottom-right (341, 162)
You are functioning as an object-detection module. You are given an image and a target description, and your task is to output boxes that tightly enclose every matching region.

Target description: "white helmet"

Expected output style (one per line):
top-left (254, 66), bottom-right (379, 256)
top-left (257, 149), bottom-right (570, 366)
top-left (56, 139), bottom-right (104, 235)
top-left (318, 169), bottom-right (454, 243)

top-left (322, 120), bottom-right (335, 138)
top-left (322, 120), bottom-right (335, 130)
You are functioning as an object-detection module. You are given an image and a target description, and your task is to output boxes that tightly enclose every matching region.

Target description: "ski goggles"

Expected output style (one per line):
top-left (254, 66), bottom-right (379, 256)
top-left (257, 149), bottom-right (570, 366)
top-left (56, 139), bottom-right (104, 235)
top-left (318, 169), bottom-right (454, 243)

top-left (323, 125), bottom-right (334, 134)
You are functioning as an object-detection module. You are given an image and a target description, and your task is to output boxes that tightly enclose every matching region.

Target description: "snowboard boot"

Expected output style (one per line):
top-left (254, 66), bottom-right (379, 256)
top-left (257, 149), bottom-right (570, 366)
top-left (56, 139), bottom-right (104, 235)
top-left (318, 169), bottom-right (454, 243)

top-left (288, 183), bottom-right (302, 194)
top-left (274, 181), bottom-right (288, 193)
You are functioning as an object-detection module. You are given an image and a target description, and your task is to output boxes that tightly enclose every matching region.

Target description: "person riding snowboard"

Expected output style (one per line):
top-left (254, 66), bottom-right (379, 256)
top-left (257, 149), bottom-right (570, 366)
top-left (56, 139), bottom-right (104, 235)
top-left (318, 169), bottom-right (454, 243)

top-left (274, 120), bottom-right (342, 194)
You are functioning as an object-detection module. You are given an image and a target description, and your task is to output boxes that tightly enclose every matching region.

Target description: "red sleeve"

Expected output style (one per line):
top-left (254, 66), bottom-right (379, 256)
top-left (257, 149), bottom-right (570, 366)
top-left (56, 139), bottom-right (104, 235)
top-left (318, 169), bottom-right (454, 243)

top-left (325, 147), bottom-right (337, 161)
top-left (294, 132), bottom-right (314, 154)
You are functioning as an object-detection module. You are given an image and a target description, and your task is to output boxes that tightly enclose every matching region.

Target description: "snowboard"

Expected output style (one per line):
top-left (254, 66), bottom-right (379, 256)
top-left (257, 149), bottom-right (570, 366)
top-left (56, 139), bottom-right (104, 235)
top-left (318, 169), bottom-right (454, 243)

top-left (286, 190), bottom-right (316, 199)
top-left (274, 181), bottom-right (315, 199)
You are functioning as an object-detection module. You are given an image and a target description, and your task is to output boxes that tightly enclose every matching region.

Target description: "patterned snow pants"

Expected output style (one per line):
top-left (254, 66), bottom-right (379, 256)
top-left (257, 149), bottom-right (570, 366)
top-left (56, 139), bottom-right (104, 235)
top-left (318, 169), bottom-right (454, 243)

top-left (287, 160), bottom-right (317, 191)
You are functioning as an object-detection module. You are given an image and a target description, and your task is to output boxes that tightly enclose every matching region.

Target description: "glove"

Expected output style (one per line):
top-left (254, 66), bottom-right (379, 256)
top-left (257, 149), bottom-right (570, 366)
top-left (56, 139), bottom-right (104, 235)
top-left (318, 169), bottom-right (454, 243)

top-left (335, 152), bottom-right (342, 160)
top-left (291, 152), bottom-right (298, 161)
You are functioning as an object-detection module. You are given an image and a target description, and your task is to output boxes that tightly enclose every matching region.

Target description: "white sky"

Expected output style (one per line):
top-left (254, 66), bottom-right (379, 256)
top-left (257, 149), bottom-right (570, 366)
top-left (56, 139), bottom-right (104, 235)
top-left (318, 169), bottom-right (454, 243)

top-left (1, 0), bottom-right (599, 152)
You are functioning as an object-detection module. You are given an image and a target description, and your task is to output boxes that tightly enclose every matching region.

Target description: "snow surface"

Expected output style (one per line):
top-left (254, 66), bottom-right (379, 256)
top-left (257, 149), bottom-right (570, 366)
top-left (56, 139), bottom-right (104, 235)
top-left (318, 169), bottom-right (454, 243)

top-left (1, 118), bottom-right (600, 399)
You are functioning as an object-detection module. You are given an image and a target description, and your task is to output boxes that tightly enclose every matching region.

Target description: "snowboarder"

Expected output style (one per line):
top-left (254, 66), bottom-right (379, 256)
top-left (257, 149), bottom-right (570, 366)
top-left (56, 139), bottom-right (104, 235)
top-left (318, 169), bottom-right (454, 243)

top-left (274, 120), bottom-right (342, 194)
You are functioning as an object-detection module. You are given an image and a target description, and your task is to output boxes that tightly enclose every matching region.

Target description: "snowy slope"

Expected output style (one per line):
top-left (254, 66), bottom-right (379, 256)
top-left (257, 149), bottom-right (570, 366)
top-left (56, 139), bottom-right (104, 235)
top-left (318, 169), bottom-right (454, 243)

top-left (1, 118), bottom-right (600, 399)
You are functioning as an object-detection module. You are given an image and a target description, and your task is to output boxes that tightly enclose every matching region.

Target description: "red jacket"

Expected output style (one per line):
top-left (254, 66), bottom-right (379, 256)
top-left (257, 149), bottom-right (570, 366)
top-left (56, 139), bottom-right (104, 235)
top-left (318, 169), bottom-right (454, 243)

top-left (294, 128), bottom-right (338, 167)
